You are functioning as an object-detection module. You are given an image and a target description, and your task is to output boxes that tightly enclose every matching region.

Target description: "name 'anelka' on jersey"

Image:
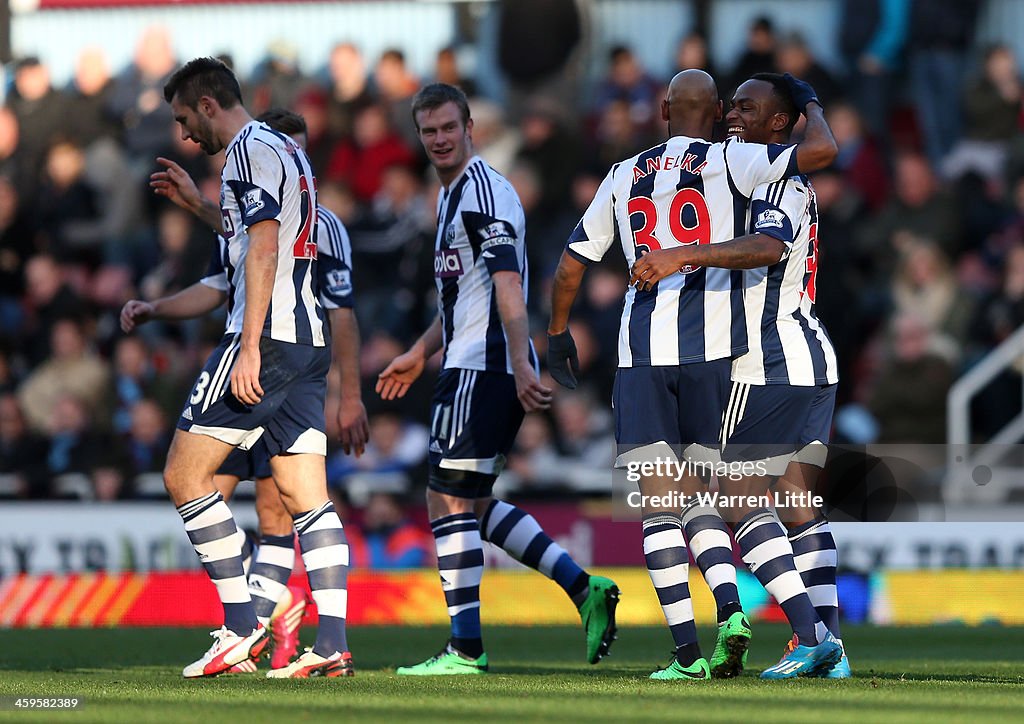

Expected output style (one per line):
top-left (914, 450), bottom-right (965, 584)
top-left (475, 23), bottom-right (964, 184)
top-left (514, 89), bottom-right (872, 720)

top-left (216, 120), bottom-right (328, 347)
top-left (566, 136), bottom-right (799, 368)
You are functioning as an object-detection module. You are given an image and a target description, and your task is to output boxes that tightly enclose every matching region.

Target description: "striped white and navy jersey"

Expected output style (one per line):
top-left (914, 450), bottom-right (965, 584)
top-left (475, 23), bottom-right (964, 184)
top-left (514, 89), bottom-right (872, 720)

top-left (567, 136), bottom-right (798, 367)
top-left (203, 205), bottom-right (353, 313)
top-left (217, 120), bottom-right (327, 346)
top-left (432, 155), bottom-right (536, 374)
top-left (730, 176), bottom-right (838, 386)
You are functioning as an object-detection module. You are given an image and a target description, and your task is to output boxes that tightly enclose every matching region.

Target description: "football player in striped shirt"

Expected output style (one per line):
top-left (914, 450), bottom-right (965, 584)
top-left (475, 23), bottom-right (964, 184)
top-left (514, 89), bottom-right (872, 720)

top-left (377, 83), bottom-right (619, 675)
top-left (549, 70), bottom-right (841, 681)
top-left (152, 58), bottom-right (351, 678)
top-left (627, 73), bottom-right (846, 679)
top-left (128, 107), bottom-right (368, 675)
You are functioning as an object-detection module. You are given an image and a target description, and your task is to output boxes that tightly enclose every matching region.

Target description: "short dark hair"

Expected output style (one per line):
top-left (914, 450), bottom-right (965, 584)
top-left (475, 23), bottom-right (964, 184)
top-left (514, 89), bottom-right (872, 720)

top-left (411, 82), bottom-right (470, 130)
top-left (750, 72), bottom-right (798, 134)
top-left (163, 57), bottom-right (242, 109)
top-left (256, 107), bottom-right (307, 137)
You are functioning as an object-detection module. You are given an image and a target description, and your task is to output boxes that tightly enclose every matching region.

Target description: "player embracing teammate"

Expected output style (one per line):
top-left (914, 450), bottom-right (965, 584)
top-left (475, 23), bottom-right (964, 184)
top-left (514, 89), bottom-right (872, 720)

top-left (550, 69), bottom-right (845, 680)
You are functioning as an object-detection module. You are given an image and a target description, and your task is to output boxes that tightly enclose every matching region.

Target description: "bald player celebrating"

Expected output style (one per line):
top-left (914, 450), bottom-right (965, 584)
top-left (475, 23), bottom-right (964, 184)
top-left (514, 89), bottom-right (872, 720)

top-left (548, 70), bottom-right (841, 681)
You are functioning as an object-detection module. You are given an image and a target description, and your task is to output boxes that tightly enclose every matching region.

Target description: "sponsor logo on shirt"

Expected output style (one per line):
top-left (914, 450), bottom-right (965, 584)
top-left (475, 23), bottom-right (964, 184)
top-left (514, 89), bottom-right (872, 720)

top-left (434, 249), bottom-right (464, 278)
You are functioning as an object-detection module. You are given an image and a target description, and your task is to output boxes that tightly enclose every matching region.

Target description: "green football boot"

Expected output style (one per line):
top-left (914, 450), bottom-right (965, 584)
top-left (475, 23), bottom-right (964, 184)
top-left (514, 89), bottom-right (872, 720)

top-left (709, 610), bottom-right (752, 679)
top-left (396, 644), bottom-right (488, 676)
top-left (650, 656), bottom-right (711, 681)
top-left (578, 575), bottom-right (620, 664)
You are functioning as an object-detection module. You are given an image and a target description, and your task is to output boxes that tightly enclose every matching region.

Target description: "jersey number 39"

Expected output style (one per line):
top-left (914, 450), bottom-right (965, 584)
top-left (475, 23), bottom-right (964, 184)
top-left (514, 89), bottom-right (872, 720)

top-left (628, 188), bottom-right (711, 273)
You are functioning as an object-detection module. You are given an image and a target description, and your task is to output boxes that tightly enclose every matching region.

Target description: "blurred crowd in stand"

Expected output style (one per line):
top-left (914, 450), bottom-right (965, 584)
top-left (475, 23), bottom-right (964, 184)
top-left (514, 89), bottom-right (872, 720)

top-left (1, 0), bottom-right (1021, 507)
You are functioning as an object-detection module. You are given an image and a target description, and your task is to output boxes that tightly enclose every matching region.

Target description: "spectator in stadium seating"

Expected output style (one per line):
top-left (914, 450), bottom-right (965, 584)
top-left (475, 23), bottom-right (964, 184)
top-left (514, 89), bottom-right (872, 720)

top-left (0, 109), bottom-right (30, 200)
top-left (324, 42), bottom-right (373, 145)
top-left (837, 0), bottom-right (909, 146)
top-left (21, 254), bottom-right (85, 366)
top-left (326, 102), bottom-right (417, 203)
top-left (107, 25), bottom-right (177, 168)
top-left (17, 317), bottom-right (111, 434)
top-left (891, 238), bottom-right (972, 362)
top-left (348, 491), bottom-right (433, 569)
top-left (588, 98), bottom-right (659, 177)
top-left (248, 40), bottom-right (307, 113)
top-left (44, 394), bottom-right (106, 479)
top-left (726, 16), bottom-right (778, 95)
top-left (138, 205), bottom-right (212, 302)
top-left (293, 86), bottom-right (335, 176)
top-left (827, 103), bottom-right (890, 211)
top-left (945, 44), bottom-right (1023, 182)
top-left (550, 386), bottom-right (614, 463)
top-left (468, 98), bottom-right (521, 176)
top-left (515, 99), bottom-right (581, 217)
top-left (867, 313), bottom-right (953, 443)
top-left (6, 57), bottom-right (70, 199)
top-left (326, 410), bottom-right (428, 488)
top-left (775, 32), bottom-right (841, 109)
top-left (504, 413), bottom-right (560, 489)
top-left (110, 336), bottom-right (182, 435)
top-left (67, 47), bottom-right (118, 146)
top-left (859, 151), bottom-right (963, 269)
top-left (0, 392), bottom-right (47, 497)
top-left (373, 48), bottom-right (422, 150)
top-left (433, 45), bottom-right (477, 98)
top-left (907, 0), bottom-right (983, 169)
top-left (593, 45), bottom-right (662, 131)
top-left (124, 397), bottom-right (170, 476)
top-left (0, 176), bottom-right (34, 321)
top-left (672, 32), bottom-right (717, 81)
top-left (33, 138), bottom-right (102, 266)
top-left (496, 0), bottom-right (583, 123)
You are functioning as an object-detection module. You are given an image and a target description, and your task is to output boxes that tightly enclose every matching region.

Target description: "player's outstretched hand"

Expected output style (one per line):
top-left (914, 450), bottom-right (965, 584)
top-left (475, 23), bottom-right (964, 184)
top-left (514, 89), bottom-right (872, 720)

top-left (120, 300), bottom-right (155, 333)
top-left (230, 346), bottom-right (264, 406)
top-left (514, 364), bottom-right (552, 412)
top-left (150, 156), bottom-right (202, 211)
top-left (376, 350), bottom-right (425, 401)
top-left (338, 397), bottom-right (370, 457)
top-left (629, 248), bottom-right (685, 290)
top-left (782, 73), bottom-right (822, 112)
top-left (547, 330), bottom-right (580, 389)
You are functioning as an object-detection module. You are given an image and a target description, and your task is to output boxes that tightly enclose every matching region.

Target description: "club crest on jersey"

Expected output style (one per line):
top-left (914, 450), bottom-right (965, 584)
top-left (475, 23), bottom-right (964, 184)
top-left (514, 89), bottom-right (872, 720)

top-left (243, 188), bottom-right (265, 216)
top-left (435, 249), bottom-right (464, 278)
top-left (445, 223), bottom-right (457, 245)
top-left (325, 269), bottom-right (352, 296)
top-left (755, 209), bottom-right (786, 229)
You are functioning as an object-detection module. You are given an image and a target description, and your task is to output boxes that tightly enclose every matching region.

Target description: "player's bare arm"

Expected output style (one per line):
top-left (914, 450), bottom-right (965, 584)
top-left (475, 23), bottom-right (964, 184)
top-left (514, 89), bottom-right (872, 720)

top-left (493, 270), bottom-right (552, 412)
top-left (547, 251), bottom-right (588, 389)
top-left (231, 219), bottom-right (279, 406)
top-left (376, 317), bottom-right (443, 401)
top-left (630, 234), bottom-right (786, 289)
top-left (150, 157), bottom-right (224, 233)
top-left (329, 307), bottom-right (369, 456)
top-left (120, 283), bottom-right (227, 332)
top-left (786, 74), bottom-right (839, 174)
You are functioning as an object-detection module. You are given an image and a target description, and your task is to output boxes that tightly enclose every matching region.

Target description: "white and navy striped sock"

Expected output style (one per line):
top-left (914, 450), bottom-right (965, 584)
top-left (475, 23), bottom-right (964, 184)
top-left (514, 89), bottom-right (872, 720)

top-left (177, 491), bottom-right (257, 635)
top-left (248, 533), bottom-right (295, 627)
top-left (789, 519), bottom-right (841, 640)
top-left (294, 501), bottom-right (349, 657)
top-left (433, 512), bottom-right (485, 658)
top-left (240, 534), bottom-right (255, 577)
top-left (681, 503), bottom-right (742, 623)
top-left (643, 512), bottom-right (699, 663)
top-left (480, 500), bottom-right (590, 606)
top-left (733, 509), bottom-right (822, 645)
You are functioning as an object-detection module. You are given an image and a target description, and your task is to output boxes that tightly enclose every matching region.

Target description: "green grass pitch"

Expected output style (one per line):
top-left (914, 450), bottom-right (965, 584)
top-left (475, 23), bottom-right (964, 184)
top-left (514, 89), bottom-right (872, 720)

top-left (1, 624), bottom-right (1022, 723)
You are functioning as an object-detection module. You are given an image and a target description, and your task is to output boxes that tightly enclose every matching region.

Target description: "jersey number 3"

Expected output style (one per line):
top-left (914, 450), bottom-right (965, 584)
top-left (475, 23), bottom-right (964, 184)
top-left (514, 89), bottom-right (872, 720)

top-left (628, 188), bottom-right (711, 273)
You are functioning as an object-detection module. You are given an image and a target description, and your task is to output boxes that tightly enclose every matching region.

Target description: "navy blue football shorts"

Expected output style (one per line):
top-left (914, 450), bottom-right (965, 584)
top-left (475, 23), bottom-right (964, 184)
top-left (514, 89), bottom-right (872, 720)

top-left (427, 368), bottom-right (525, 499)
top-left (611, 359), bottom-right (731, 468)
top-left (720, 382), bottom-right (837, 475)
top-left (218, 437), bottom-right (272, 480)
top-left (177, 333), bottom-right (330, 457)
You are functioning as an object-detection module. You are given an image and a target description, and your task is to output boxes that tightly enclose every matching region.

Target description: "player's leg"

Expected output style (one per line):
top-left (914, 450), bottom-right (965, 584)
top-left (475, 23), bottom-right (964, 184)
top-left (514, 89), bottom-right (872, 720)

top-left (718, 383), bottom-right (841, 679)
top-left (397, 369), bottom-right (490, 675)
top-left (777, 384), bottom-right (849, 678)
top-left (250, 468), bottom-right (307, 670)
top-left (614, 367), bottom-right (706, 681)
top-left (213, 469), bottom-right (252, 572)
top-left (676, 360), bottom-right (749, 678)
